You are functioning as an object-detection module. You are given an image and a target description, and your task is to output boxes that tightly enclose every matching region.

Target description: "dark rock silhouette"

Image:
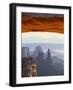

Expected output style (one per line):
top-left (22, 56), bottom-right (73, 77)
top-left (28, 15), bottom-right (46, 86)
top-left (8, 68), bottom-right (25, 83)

top-left (47, 49), bottom-right (51, 58)
top-left (46, 48), bottom-right (52, 64)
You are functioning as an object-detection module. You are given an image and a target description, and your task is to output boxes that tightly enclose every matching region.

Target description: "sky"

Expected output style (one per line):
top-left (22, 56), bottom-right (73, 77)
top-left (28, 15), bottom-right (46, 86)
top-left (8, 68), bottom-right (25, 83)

top-left (22, 32), bottom-right (64, 44)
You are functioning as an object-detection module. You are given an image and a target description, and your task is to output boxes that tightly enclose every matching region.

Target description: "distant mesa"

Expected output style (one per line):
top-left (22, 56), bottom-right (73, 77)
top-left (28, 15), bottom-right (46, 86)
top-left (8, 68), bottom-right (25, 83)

top-left (33, 46), bottom-right (44, 60)
top-left (22, 47), bottom-right (30, 58)
top-left (22, 46), bottom-right (52, 62)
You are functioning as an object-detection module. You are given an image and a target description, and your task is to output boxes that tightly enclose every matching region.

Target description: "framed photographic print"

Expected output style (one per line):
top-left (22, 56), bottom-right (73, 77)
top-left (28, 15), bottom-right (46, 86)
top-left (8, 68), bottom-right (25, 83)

top-left (9, 3), bottom-right (71, 87)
